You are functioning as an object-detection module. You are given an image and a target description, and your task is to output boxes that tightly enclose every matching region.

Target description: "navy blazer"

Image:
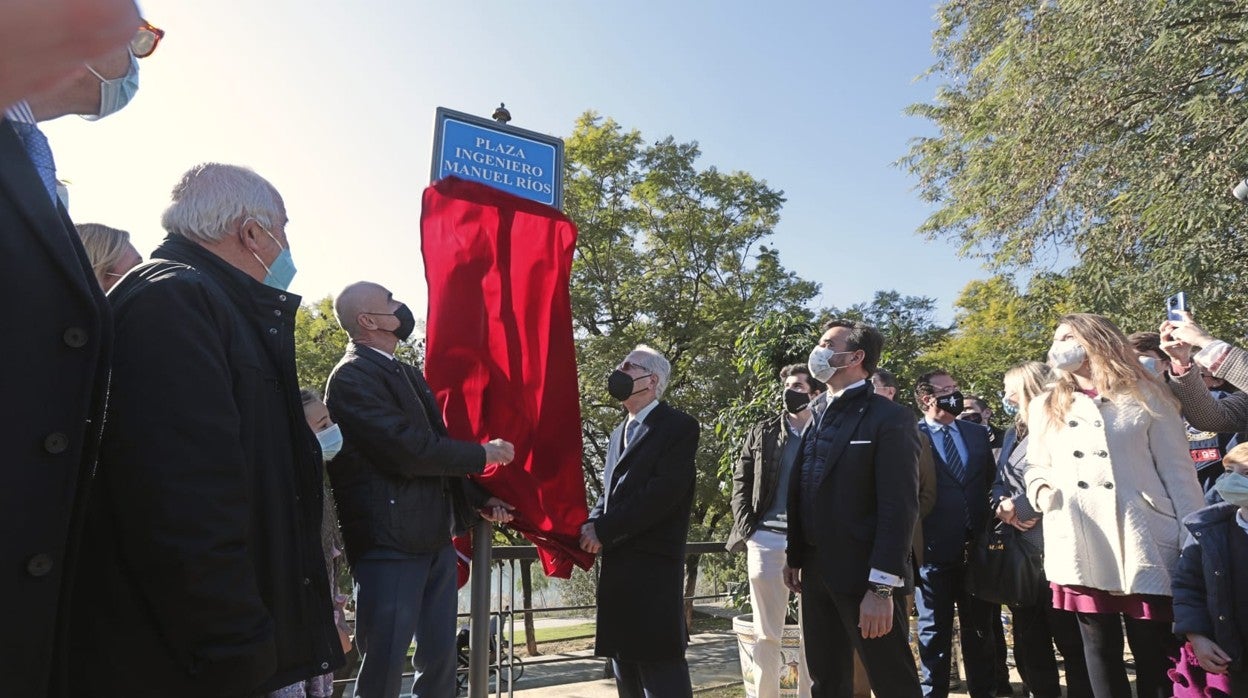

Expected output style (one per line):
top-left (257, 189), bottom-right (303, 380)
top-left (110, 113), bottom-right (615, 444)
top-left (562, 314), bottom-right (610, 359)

top-left (0, 120), bottom-right (112, 698)
top-left (918, 419), bottom-right (996, 565)
top-left (588, 401), bottom-right (699, 662)
top-left (786, 384), bottom-right (921, 595)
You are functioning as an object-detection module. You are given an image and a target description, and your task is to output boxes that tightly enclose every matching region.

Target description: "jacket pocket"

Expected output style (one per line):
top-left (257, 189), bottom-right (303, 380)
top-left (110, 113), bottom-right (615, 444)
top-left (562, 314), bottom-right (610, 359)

top-left (1140, 491), bottom-right (1176, 519)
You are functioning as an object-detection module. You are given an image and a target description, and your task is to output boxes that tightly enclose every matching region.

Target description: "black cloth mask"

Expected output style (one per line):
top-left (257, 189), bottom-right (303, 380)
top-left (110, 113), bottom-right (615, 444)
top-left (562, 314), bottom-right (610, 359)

top-left (392, 304), bottom-right (416, 341)
top-left (783, 389), bottom-right (811, 415)
top-left (607, 369), bottom-right (650, 401)
top-left (935, 391), bottom-right (965, 417)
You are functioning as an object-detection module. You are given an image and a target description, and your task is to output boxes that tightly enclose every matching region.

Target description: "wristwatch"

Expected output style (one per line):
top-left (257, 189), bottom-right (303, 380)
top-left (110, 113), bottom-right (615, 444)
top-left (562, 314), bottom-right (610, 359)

top-left (870, 583), bottom-right (894, 600)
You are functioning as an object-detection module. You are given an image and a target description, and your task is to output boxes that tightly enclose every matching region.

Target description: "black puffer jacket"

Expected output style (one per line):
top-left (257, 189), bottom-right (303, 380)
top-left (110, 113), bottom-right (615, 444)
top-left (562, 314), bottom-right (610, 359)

top-left (68, 236), bottom-right (343, 697)
top-left (325, 343), bottom-right (487, 565)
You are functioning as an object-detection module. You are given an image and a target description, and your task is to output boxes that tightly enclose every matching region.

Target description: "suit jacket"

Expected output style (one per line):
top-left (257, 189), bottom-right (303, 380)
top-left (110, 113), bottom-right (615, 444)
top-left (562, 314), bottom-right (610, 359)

top-left (0, 120), bottom-right (111, 698)
top-left (786, 384), bottom-right (921, 595)
top-left (917, 419), bottom-right (996, 566)
top-left (325, 342), bottom-right (488, 565)
top-left (588, 401), bottom-right (699, 661)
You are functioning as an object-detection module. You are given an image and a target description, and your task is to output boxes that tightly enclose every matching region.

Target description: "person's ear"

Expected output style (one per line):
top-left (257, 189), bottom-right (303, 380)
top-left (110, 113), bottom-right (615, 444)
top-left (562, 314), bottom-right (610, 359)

top-left (357, 313), bottom-right (379, 331)
top-left (238, 218), bottom-right (266, 255)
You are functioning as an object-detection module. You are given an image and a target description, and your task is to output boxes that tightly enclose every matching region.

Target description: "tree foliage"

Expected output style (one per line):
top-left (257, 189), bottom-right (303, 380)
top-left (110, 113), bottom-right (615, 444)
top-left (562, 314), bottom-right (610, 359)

top-left (904, 0), bottom-right (1248, 338)
top-left (916, 273), bottom-right (1077, 414)
top-left (294, 296), bottom-right (350, 394)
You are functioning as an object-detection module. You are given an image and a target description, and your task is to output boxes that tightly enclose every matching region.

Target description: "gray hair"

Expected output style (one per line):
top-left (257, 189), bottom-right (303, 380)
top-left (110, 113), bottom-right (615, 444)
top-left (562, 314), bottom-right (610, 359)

top-left (161, 163), bottom-right (285, 244)
top-left (628, 344), bottom-right (671, 398)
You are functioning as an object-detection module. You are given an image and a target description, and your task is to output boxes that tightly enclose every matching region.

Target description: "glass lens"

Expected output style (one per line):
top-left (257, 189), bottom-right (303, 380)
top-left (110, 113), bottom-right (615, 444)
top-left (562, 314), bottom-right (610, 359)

top-left (131, 29), bottom-right (157, 57)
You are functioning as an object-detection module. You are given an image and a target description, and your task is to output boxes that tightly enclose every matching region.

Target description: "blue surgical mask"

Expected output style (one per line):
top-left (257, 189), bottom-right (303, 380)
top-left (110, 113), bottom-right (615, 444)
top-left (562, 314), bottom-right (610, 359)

top-left (1214, 471), bottom-right (1248, 508)
top-left (1001, 400), bottom-right (1019, 418)
top-left (251, 224), bottom-right (297, 290)
top-left (82, 52), bottom-right (139, 121)
top-left (316, 423), bottom-right (343, 461)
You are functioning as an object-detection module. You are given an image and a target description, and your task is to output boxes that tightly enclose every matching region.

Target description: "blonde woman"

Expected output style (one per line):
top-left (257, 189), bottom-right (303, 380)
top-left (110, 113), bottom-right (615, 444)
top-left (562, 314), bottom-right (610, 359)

top-left (75, 222), bottom-right (141, 291)
top-left (1025, 314), bottom-right (1204, 698)
top-left (994, 361), bottom-right (1090, 698)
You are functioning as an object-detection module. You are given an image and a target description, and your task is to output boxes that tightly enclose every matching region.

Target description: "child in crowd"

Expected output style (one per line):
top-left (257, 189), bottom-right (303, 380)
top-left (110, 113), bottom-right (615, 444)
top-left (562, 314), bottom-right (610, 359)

top-left (1172, 442), bottom-right (1248, 696)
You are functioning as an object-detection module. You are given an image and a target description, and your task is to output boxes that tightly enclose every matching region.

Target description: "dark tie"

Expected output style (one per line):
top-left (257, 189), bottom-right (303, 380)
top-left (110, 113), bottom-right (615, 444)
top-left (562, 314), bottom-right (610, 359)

top-left (939, 425), bottom-right (967, 484)
top-left (10, 121), bottom-right (58, 203)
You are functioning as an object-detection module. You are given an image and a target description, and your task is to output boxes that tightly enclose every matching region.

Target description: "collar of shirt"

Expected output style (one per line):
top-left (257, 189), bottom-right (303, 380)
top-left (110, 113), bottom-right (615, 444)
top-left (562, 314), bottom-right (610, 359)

top-left (365, 345), bottom-right (396, 362)
top-left (629, 399), bottom-right (660, 426)
top-left (1237, 509), bottom-right (1248, 535)
top-left (829, 379), bottom-right (866, 401)
top-left (5, 101), bottom-right (35, 124)
top-left (924, 416), bottom-right (957, 433)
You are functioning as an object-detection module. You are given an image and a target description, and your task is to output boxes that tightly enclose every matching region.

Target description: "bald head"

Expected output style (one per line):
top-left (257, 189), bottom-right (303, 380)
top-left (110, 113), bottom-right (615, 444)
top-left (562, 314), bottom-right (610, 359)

top-left (335, 281), bottom-right (395, 338)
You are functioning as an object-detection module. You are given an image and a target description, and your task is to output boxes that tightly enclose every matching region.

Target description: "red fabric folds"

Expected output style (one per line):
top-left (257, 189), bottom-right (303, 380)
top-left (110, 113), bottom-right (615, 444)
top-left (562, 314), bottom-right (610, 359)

top-left (420, 176), bottom-right (594, 582)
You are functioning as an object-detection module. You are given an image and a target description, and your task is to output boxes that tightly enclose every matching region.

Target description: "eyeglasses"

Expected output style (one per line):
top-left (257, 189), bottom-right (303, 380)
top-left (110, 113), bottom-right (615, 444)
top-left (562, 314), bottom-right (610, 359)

top-left (619, 361), bottom-right (648, 373)
top-left (931, 384), bottom-right (960, 397)
top-left (131, 20), bottom-right (165, 59)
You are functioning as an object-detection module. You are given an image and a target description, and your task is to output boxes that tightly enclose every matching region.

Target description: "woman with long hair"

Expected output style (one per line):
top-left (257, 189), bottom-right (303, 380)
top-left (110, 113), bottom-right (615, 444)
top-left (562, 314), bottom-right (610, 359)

top-left (1024, 314), bottom-right (1204, 697)
top-left (75, 222), bottom-right (141, 292)
top-left (995, 361), bottom-right (1091, 697)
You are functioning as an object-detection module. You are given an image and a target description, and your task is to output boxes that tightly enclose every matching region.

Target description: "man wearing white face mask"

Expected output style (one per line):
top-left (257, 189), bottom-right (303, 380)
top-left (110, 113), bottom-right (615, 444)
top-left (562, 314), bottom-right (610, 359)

top-left (784, 319), bottom-right (923, 697)
top-left (0, 17), bottom-right (160, 698)
top-left (67, 164), bottom-right (344, 697)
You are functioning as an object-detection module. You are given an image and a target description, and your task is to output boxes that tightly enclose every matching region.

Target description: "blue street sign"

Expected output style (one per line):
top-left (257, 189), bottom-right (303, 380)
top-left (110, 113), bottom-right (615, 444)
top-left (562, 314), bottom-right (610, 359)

top-left (431, 107), bottom-right (565, 209)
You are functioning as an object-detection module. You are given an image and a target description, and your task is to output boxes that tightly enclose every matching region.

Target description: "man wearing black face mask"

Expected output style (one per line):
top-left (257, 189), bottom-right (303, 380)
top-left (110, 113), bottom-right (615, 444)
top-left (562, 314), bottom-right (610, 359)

top-left (913, 370), bottom-right (998, 698)
top-left (582, 345), bottom-right (700, 698)
top-left (325, 281), bottom-right (515, 698)
top-left (727, 364), bottom-right (824, 698)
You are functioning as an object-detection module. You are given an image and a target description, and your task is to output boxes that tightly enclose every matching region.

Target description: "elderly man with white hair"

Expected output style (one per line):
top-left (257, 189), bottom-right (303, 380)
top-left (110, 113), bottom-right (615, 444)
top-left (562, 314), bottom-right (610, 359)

top-left (581, 344), bottom-right (700, 698)
top-left (68, 163), bottom-right (342, 697)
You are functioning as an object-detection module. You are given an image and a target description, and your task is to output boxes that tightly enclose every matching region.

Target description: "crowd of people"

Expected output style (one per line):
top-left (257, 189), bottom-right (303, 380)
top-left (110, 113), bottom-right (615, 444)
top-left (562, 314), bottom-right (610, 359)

top-left (730, 315), bottom-right (1248, 698)
top-left (4, 6), bottom-right (1248, 698)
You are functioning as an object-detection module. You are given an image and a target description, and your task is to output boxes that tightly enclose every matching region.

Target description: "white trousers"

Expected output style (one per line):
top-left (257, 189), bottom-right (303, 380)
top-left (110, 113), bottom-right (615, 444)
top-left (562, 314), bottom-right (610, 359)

top-left (747, 529), bottom-right (812, 698)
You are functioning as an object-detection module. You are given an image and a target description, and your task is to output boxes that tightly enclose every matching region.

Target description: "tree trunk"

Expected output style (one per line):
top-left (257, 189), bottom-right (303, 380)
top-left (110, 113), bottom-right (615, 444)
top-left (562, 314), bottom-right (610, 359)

top-left (683, 553), bottom-right (701, 628)
top-left (520, 559), bottom-right (540, 656)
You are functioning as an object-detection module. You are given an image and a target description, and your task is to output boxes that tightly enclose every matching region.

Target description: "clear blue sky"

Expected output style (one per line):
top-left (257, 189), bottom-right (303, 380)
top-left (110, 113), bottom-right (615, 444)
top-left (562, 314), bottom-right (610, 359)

top-left (44, 0), bottom-right (987, 325)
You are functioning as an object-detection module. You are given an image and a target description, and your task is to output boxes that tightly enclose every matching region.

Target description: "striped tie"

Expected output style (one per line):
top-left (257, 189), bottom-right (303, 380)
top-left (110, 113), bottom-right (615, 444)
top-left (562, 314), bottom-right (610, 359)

top-left (623, 419), bottom-right (639, 452)
top-left (10, 121), bottom-right (58, 204)
top-left (939, 425), bottom-right (967, 484)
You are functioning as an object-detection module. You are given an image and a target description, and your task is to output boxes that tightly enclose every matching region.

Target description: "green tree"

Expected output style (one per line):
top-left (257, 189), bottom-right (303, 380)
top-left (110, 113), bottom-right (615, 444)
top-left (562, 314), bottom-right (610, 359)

top-left (566, 112), bottom-right (818, 621)
top-left (294, 296), bottom-right (349, 394)
top-left (904, 1), bottom-right (1248, 338)
top-left (917, 273), bottom-right (1077, 415)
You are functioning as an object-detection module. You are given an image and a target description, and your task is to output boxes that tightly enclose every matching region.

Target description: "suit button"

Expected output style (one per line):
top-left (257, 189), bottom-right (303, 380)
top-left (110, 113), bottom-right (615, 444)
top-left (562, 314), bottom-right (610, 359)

top-left (1219, 615), bottom-right (1227, 621)
top-left (1077, 481), bottom-right (1089, 489)
top-left (268, 328), bottom-right (278, 335)
top-left (1215, 570), bottom-right (1222, 576)
top-left (27, 554), bottom-right (53, 577)
top-left (1068, 420), bottom-right (1078, 427)
top-left (273, 309), bottom-right (282, 317)
top-left (303, 577), bottom-right (311, 586)
top-left (320, 662), bottom-right (330, 670)
top-left (63, 327), bottom-right (88, 348)
top-left (279, 294), bottom-right (288, 302)
top-left (1073, 450), bottom-right (1084, 458)
top-left (1095, 450), bottom-right (1108, 458)
top-left (44, 433), bottom-right (68, 454)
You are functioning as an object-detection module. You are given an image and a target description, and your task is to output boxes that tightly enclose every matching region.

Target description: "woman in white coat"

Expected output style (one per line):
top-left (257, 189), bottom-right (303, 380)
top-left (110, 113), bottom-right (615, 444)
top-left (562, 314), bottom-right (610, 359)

top-left (1025, 314), bottom-right (1204, 698)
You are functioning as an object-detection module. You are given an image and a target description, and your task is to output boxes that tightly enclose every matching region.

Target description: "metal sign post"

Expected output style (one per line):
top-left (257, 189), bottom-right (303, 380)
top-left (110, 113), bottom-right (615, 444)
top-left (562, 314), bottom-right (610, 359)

top-left (468, 519), bottom-right (493, 698)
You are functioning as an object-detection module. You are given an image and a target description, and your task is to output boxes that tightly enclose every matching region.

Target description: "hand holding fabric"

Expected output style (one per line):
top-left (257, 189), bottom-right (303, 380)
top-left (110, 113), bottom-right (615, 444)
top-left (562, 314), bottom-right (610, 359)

top-left (482, 439), bottom-right (515, 465)
top-left (480, 496), bottom-right (515, 524)
top-left (579, 522), bottom-right (602, 554)
top-left (1188, 633), bottom-right (1231, 674)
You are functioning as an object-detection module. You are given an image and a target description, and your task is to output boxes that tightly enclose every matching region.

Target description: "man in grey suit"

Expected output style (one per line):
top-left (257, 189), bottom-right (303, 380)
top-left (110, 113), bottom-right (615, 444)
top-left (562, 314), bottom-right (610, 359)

top-left (581, 345), bottom-right (700, 698)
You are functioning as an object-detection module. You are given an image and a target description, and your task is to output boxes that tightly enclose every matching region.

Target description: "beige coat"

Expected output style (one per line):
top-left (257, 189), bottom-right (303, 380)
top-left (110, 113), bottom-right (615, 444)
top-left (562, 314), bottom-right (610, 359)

top-left (1024, 388), bottom-right (1204, 597)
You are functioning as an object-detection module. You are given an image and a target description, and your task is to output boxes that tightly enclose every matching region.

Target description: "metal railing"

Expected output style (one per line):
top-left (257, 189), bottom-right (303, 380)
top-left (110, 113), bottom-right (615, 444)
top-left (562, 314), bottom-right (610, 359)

top-left (330, 541), bottom-right (737, 698)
